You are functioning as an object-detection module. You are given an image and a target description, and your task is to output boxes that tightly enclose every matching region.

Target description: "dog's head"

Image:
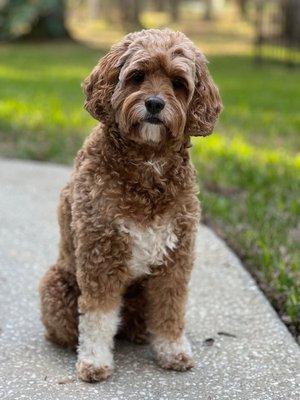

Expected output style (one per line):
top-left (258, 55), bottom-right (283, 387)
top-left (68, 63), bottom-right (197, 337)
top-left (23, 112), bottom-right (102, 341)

top-left (83, 29), bottom-right (222, 144)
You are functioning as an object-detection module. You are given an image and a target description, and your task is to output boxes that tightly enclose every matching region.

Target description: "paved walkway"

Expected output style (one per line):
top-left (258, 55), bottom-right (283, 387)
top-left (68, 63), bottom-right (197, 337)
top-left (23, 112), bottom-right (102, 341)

top-left (0, 158), bottom-right (299, 400)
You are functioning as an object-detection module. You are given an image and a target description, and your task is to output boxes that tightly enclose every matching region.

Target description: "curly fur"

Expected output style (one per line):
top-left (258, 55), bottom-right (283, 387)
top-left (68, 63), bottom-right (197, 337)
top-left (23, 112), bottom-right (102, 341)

top-left (39, 28), bottom-right (222, 382)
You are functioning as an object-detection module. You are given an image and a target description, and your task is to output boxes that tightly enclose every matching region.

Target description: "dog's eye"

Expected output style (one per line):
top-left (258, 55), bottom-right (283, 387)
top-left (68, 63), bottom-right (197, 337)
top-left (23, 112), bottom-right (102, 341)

top-left (172, 77), bottom-right (187, 91)
top-left (129, 71), bottom-right (145, 85)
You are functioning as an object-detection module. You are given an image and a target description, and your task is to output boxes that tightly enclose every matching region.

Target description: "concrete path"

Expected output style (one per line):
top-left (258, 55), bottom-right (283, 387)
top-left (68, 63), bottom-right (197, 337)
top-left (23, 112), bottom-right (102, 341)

top-left (0, 158), bottom-right (299, 400)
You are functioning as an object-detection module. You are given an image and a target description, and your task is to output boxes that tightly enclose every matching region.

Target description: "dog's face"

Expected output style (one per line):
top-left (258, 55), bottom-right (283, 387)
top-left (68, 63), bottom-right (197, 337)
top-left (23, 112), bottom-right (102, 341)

top-left (83, 29), bottom-right (222, 144)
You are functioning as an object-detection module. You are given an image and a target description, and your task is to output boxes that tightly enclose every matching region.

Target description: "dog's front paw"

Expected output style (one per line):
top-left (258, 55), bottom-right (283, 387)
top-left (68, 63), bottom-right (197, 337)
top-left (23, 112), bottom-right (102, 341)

top-left (76, 360), bottom-right (113, 382)
top-left (157, 351), bottom-right (195, 371)
top-left (152, 334), bottom-right (194, 372)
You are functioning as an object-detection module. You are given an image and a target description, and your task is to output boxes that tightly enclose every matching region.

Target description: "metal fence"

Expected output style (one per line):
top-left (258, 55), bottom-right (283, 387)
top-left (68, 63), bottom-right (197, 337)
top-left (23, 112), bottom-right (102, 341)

top-left (254, 0), bottom-right (300, 66)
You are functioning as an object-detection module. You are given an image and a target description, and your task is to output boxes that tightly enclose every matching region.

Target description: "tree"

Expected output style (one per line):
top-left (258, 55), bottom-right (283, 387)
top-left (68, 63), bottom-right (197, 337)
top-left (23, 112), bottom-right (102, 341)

top-left (237, 0), bottom-right (248, 19)
top-left (169, 0), bottom-right (180, 22)
top-left (119, 0), bottom-right (143, 31)
top-left (88, 0), bottom-right (101, 20)
top-left (203, 0), bottom-right (214, 20)
top-left (152, 0), bottom-right (165, 12)
top-left (98, 0), bottom-right (120, 24)
top-left (282, 0), bottom-right (300, 45)
top-left (0, 0), bottom-right (70, 41)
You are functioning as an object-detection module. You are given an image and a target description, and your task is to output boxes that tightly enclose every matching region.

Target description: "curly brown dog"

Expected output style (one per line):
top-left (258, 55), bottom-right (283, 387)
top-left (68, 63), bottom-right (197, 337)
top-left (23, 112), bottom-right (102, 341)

top-left (39, 28), bottom-right (222, 382)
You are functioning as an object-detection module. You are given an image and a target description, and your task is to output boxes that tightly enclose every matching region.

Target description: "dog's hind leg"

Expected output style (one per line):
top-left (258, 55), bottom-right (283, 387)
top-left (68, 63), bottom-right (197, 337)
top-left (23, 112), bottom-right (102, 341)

top-left (39, 263), bottom-right (79, 349)
top-left (39, 184), bottom-right (79, 349)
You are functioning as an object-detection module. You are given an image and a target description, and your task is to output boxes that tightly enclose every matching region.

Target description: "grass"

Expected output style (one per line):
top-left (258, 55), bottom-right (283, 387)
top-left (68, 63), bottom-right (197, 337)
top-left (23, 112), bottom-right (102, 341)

top-left (0, 41), bottom-right (299, 336)
top-left (0, 43), bottom-right (97, 162)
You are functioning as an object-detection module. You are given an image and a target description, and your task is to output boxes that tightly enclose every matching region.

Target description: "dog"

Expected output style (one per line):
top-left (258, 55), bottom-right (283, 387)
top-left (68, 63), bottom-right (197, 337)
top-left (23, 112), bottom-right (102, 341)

top-left (39, 28), bottom-right (222, 382)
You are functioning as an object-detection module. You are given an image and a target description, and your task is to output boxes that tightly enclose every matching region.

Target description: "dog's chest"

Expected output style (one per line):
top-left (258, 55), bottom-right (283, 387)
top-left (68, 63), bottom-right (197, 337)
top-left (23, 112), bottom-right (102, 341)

top-left (119, 220), bottom-right (178, 278)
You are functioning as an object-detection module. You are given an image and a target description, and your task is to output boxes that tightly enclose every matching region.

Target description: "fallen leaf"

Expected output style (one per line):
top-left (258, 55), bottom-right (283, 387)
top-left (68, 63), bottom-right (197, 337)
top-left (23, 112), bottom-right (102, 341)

top-left (203, 338), bottom-right (215, 346)
top-left (217, 331), bottom-right (237, 338)
top-left (58, 377), bottom-right (75, 385)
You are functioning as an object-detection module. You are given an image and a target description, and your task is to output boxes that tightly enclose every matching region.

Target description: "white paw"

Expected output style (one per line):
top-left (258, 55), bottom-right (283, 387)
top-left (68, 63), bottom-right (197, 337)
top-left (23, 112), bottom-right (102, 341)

top-left (157, 351), bottom-right (194, 371)
top-left (76, 360), bottom-right (113, 382)
top-left (152, 334), bottom-right (194, 371)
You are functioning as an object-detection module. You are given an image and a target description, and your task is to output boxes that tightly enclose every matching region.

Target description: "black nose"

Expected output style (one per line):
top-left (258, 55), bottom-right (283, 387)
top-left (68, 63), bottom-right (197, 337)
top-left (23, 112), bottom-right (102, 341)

top-left (145, 96), bottom-right (165, 114)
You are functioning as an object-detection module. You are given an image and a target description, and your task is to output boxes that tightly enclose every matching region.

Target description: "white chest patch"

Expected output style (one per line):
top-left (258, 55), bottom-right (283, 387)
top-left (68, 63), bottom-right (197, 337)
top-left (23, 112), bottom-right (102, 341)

top-left (119, 221), bottom-right (178, 278)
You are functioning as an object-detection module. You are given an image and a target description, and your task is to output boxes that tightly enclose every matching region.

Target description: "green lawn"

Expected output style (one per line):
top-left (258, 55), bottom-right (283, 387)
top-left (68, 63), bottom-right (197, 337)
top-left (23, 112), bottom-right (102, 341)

top-left (0, 42), bottom-right (299, 335)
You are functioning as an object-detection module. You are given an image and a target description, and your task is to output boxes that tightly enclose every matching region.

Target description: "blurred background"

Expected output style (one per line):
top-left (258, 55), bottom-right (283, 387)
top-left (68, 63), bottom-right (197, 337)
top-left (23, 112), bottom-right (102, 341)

top-left (0, 0), bottom-right (299, 339)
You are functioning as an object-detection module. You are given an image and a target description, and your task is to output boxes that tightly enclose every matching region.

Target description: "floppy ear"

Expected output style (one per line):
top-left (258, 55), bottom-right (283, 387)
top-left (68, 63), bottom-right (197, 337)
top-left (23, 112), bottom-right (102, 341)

top-left (185, 52), bottom-right (222, 136)
top-left (82, 38), bottom-right (132, 122)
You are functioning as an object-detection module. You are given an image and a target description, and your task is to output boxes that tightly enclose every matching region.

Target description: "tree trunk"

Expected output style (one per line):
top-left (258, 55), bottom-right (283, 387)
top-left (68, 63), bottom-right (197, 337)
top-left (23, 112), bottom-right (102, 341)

top-left (119, 0), bottom-right (143, 31)
top-left (132, 0), bottom-right (142, 27)
top-left (237, 0), bottom-right (248, 19)
top-left (170, 0), bottom-right (180, 22)
top-left (153, 0), bottom-right (165, 12)
top-left (25, 0), bottom-right (70, 39)
top-left (0, 0), bottom-right (71, 41)
top-left (88, 0), bottom-right (101, 20)
top-left (203, 0), bottom-right (214, 20)
top-left (101, 0), bottom-right (116, 23)
top-left (282, 0), bottom-right (300, 45)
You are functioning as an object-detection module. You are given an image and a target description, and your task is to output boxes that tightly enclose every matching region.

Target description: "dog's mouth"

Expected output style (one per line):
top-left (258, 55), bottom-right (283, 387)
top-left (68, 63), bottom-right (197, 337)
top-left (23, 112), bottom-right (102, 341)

top-left (144, 115), bottom-right (163, 125)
